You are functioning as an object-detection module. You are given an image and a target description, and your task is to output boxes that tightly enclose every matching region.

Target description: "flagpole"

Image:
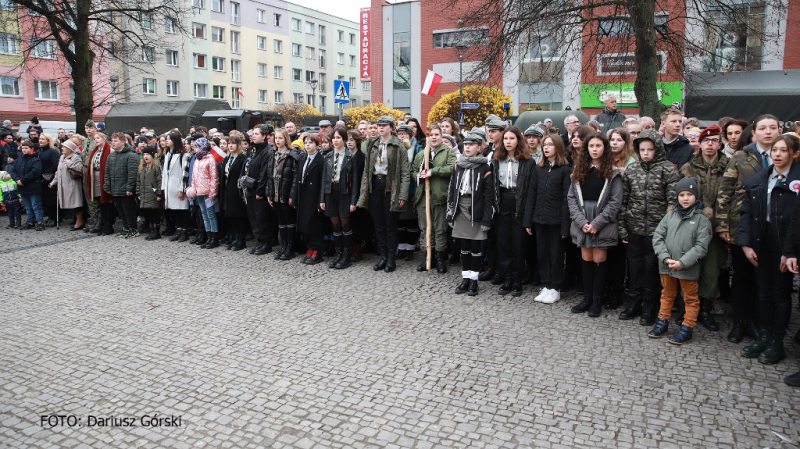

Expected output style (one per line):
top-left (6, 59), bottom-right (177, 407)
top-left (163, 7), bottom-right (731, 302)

top-left (424, 139), bottom-right (432, 271)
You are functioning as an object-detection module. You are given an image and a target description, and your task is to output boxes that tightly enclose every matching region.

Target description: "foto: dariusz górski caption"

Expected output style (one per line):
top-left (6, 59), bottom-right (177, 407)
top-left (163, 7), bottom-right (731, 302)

top-left (40, 414), bottom-right (182, 427)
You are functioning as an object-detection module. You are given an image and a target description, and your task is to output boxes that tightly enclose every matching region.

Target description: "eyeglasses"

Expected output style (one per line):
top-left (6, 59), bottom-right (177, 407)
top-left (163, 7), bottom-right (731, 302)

top-left (542, 142), bottom-right (555, 147)
top-left (687, 133), bottom-right (700, 139)
top-left (701, 138), bottom-right (721, 143)
top-left (568, 120), bottom-right (581, 125)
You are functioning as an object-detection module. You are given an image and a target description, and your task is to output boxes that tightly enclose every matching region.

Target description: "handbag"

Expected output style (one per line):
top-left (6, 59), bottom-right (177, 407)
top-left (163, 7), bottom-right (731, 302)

top-left (68, 168), bottom-right (83, 180)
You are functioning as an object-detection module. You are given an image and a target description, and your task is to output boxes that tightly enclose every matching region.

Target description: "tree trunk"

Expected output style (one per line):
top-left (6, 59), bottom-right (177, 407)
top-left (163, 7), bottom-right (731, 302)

top-left (628, 0), bottom-right (664, 125)
top-left (72, 0), bottom-right (94, 129)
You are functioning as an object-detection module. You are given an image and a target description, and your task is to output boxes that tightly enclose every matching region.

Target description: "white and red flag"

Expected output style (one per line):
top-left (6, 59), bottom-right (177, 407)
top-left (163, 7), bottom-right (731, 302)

top-left (421, 70), bottom-right (443, 96)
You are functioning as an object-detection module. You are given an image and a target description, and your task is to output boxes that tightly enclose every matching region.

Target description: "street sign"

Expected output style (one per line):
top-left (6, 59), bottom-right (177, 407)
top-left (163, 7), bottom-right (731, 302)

top-left (334, 80), bottom-right (350, 104)
top-left (503, 102), bottom-right (510, 110)
top-left (461, 103), bottom-right (479, 109)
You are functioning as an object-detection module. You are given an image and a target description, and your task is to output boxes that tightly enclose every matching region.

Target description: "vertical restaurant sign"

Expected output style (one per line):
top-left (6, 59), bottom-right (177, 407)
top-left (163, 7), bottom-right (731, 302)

top-left (360, 8), bottom-right (371, 81)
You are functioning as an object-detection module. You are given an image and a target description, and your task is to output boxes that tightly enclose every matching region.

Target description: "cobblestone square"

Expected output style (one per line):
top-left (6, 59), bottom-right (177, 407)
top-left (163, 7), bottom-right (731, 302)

top-left (1, 228), bottom-right (799, 448)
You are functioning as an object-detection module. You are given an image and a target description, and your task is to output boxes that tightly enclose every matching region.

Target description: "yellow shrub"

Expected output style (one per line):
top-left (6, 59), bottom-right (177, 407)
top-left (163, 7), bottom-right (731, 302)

top-left (427, 86), bottom-right (513, 131)
top-left (344, 103), bottom-right (405, 129)
top-left (270, 103), bottom-right (322, 126)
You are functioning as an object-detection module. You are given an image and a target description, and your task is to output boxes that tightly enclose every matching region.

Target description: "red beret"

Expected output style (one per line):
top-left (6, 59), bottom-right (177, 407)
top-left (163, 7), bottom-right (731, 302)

top-left (699, 125), bottom-right (721, 141)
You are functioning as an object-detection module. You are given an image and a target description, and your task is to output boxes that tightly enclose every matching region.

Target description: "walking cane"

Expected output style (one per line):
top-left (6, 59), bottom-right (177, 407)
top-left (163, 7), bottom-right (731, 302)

top-left (55, 181), bottom-right (59, 229)
top-left (424, 139), bottom-right (432, 271)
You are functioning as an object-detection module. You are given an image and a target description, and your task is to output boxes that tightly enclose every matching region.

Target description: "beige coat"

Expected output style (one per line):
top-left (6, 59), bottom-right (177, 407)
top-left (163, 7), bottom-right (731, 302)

top-left (52, 153), bottom-right (85, 209)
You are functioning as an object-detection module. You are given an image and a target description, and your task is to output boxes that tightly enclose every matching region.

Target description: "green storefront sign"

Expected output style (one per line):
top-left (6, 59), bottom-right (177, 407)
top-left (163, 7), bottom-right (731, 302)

top-left (581, 82), bottom-right (684, 108)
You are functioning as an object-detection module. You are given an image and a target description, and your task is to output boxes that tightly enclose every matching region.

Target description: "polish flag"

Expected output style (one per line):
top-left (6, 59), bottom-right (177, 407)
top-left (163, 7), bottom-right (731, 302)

top-left (211, 146), bottom-right (225, 162)
top-left (421, 70), bottom-right (443, 96)
top-left (237, 90), bottom-right (245, 97)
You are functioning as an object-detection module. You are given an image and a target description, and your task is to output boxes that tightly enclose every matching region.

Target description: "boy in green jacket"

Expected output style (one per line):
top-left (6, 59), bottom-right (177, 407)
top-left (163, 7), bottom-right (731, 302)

top-left (649, 177), bottom-right (712, 345)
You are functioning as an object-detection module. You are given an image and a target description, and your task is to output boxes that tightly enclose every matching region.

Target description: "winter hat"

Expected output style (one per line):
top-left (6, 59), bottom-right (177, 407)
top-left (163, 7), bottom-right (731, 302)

top-left (61, 140), bottom-right (79, 153)
top-left (136, 136), bottom-right (148, 144)
top-left (699, 125), bottom-right (721, 141)
top-left (292, 139), bottom-right (304, 150)
top-left (30, 116), bottom-right (39, 124)
top-left (85, 119), bottom-right (96, 128)
top-left (2, 120), bottom-right (11, 127)
top-left (676, 177), bottom-right (699, 200)
top-left (396, 124), bottom-right (413, 136)
top-left (376, 115), bottom-right (395, 127)
top-left (96, 123), bottom-right (105, 131)
top-left (318, 119), bottom-right (332, 127)
top-left (142, 146), bottom-right (157, 156)
top-left (442, 134), bottom-right (458, 147)
top-left (192, 137), bottom-right (211, 152)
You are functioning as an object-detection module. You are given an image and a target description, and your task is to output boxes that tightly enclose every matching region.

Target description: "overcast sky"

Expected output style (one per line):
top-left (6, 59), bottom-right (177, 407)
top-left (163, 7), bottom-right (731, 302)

top-left (294, 0), bottom-right (372, 23)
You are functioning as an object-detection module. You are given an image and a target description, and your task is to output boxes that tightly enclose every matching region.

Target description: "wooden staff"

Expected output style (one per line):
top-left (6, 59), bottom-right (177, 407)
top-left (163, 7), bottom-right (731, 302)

top-left (424, 139), bottom-right (432, 271)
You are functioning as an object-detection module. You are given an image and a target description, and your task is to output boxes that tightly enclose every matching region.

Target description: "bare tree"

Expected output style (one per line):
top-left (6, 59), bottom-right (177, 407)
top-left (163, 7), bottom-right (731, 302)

top-left (1, 0), bottom-right (191, 128)
top-left (444, 0), bottom-right (793, 122)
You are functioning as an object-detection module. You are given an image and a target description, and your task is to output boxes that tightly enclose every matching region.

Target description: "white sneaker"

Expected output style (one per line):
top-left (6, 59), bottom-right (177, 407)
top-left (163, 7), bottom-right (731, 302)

top-left (541, 289), bottom-right (561, 304)
top-left (534, 288), bottom-right (549, 302)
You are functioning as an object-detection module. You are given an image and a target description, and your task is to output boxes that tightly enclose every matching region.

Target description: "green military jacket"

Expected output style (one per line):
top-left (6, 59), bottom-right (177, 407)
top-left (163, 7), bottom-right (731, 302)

top-left (357, 135), bottom-right (410, 213)
top-left (714, 144), bottom-right (763, 244)
top-left (680, 151), bottom-right (729, 223)
top-left (411, 143), bottom-right (456, 207)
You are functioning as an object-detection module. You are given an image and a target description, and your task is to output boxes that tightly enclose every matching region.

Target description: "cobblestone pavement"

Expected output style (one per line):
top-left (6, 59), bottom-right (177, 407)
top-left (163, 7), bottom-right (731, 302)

top-left (1, 225), bottom-right (799, 448)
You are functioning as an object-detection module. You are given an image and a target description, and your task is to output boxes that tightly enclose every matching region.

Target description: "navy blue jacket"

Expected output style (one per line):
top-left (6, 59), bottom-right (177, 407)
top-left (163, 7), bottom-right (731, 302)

top-left (523, 160), bottom-right (573, 235)
top-left (8, 152), bottom-right (43, 195)
top-left (739, 163), bottom-right (800, 254)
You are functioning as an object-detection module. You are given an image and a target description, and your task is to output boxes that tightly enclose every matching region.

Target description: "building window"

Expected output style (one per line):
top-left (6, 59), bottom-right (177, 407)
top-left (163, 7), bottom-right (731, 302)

top-left (31, 38), bottom-right (56, 59)
top-left (305, 70), bottom-right (315, 82)
top-left (141, 12), bottom-right (152, 29)
top-left (349, 33), bottom-right (355, 45)
top-left (230, 31), bottom-right (240, 53)
top-left (212, 56), bottom-right (225, 71)
top-left (141, 45), bottom-right (155, 63)
top-left (230, 2), bottom-right (239, 25)
top-left (291, 18), bottom-right (300, 31)
top-left (274, 13), bottom-right (281, 27)
top-left (349, 77), bottom-right (356, 89)
top-left (232, 87), bottom-right (241, 107)
top-left (34, 80), bottom-right (59, 100)
top-left (141, 78), bottom-right (156, 95)
top-left (0, 33), bottom-right (19, 55)
top-left (305, 21), bottom-right (314, 34)
top-left (319, 25), bottom-right (326, 45)
top-left (319, 95), bottom-right (326, 113)
top-left (193, 53), bottom-right (207, 69)
top-left (193, 22), bottom-right (206, 39)
top-left (291, 43), bottom-right (301, 56)
top-left (319, 49), bottom-right (326, 68)
top-left (165, 17), bottom-right (176, 33)
top-left (212, 26), bottom-right (224, 42)
top-left (598, 19), bottom-right (632, 36)
top-left (274, 91), bottom-right (283, 103)
top-left (257, 62), bottom-right (266, 77)
top-left (362, 81), bottom-right (371, 91)
top-left (165, 50), bottom-right (178, 66)
top-left (292, 68), bottom-right (301, 81)
top-left (212, 85), bottom-right (225, 99)
top-left (0, 76), bottom-right (21, 97)
top-left (393, 32), bottom-right (410, 90)
top-left (231, 59), bottom-right (241, 82)
top-left (349, 54), bottom-right (356, 67)
top-left (274, 65), bottom-right (283, 79)
top-left (363, 99), bottom-right (370, 106)
top-left (319, 73), bottom-right (326, 92)
top-left (192, 0), bottom-right (204, 8)
top-left (703, 3), bottom-right (765, 72)
top-left (306, 46), bottom-right (315, 60)
top-left (212, 0), bottom-right (223, 12)
top-left (293, 93), bottom-right (303, 103)
top-left (195, 83), bottom-right (208, 98)
top-left (274, 39), bottom-right (282, 53)
top-left (433, 28), bottom-right (489, 48)
top-left (257, 36), bottom-right (266, 50)
top-left (337, 30), bottom-right (344, 42)
top-left (337, 52), bottom-right (344, 65)
top-left (166, 80), bottom-right (179, 96)
top-left (257, 9), bottom-right (265, 23)
top-left (258, 89), bottom-right (267, 103)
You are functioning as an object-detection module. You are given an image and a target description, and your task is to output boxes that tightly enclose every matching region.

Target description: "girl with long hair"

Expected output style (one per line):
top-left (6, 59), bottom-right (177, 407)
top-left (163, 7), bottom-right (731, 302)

top-left (162, 130), bottom-right (191, 242)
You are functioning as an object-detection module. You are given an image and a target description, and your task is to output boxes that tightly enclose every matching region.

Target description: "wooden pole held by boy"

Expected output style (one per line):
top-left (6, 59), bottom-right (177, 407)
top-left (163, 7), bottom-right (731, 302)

top-left (424, 139), bottom-right (432, 271)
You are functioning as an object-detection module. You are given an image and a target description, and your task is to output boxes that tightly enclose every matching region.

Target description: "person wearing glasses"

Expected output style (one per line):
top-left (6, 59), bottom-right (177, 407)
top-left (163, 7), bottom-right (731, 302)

top-left (624, 120), bottom-right (642, 140)
top-left (561, 115), bottom-right (582, 147)
top-left (679, 125), bottom-right (729, 333)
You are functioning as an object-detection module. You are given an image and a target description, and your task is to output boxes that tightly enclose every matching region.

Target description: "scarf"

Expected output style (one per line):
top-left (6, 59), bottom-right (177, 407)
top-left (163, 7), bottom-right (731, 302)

top-left (677, 199), bottom-right (703, 219)
top-left (457, 154), bottom-right (488, 169)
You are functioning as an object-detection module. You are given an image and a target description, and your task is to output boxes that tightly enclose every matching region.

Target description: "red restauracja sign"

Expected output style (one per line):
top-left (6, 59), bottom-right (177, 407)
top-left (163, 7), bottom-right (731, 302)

top-left (360, 8), bottom-right (370, 81)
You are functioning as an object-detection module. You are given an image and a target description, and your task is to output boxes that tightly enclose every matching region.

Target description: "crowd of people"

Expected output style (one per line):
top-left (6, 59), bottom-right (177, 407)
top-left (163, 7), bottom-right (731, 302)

top-left (2, 106), bottom-right (800, 387)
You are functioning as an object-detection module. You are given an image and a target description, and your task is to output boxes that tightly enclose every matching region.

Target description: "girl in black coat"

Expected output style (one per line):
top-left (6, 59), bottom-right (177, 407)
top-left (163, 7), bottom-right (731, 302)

top-left (294, 135), bottom-right (326, 265)
top-left (38, 134), bottom-right (60, 225)
top-left (346, 130), bottom-right (367, 261)
top-left (220, 135), bottom-right (248, 251)
top-left (740, 134), bottom-right (800, 365)
top-left (271, 129), bottom-right (300, 260)
top-left (524, 133), bottom-right (572, 304)
top-left (321, 127), bottom-right (360, 269)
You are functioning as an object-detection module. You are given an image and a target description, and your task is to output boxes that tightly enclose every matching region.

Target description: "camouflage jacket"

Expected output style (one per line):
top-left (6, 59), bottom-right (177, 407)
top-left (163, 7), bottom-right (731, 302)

top-left (680, 151), bottom-right (729, 223)
top-left (619, 129), bottom-right (679, 239)
top-left (714, 144), bottom-right (764, 244)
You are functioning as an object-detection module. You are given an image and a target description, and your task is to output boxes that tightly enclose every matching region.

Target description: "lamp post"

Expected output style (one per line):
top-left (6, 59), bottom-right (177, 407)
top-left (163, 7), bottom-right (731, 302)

top-left (455, 43), bottom-right (466, 127)
top-left (308, 78), bottom-right (318, 108)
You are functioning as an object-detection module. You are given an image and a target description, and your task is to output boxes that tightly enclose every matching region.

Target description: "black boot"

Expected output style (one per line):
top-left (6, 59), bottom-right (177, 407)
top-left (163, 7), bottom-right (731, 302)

top-left (335, 249), bottom-right (352, 269)
top-left (436, 251), bottom-right (448, 274)
top-left (572, 261), bottom-right (594, 313)
top-left (588, 262), bottom-right (607, 317)
top-left (191, 231), bottom-right (207, 245)
top-left (280, 229), bottom-right (296, 260)
top-left (384, 249), bottom-right (397, 272)
top-left (639, 296), bottom-right (658, 326)
top-left (698, 297), bottom-right (720, 331)
top-left (373, 249), bottom-right (387, 271)
top-left (455, 278), bottom-right (471, 294)
top-left (571, 296), bottom-right (591, 313)
top-left (467, 280), bottom-right (479, 296)
top-left (177, 230), bottom-right (190, 242)
top-left (248, 243), bottom-right (259, 254)
top-left (511, 281), bottom-right (523, 297)
top-left (204, 232), bottom-right (220, 249)
top-left (328, 248), bottom-right (343, 268)
top-left (490, 272), bottom-right (504, 285)
top-left (727, 320), bottom-right (746, 343)
top-left (498, 277), bottom-right (513, 295)
top-left (169, 229), bottom-right (182, 242)
top-left (619, 296), bottom-right (642, 320)
top-left (588, 295), bottom-right (602, 317)
top-left (145, 224), bottom-right (158, 240)
top-left (417, 258), bottom-right (429, 272)
top-left (604, 286), bottom-right (623, 310)
top-left (478, 265), bottom-right (495, 282)
top-left (275, 229), bottom-right (288, 260)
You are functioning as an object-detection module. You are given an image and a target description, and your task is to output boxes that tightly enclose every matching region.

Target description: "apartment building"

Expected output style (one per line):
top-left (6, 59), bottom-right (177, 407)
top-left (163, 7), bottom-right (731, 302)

top-left (117, 0), bottom-right (362, 115)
